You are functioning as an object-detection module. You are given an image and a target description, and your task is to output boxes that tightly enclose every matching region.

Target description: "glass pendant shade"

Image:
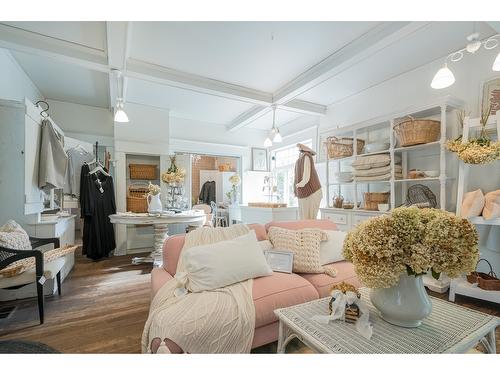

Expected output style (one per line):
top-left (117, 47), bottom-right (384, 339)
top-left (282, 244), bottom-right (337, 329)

top-left (431, 64), bottom-right (455, 89)
top-left (263, 137), bottom-right (272, 147)
top-left (114, 101), bottom-right (129, 123)
top-left (493, 51), bottom-right (500, 71)
top-left (273, 129), bottom-right (282, 143)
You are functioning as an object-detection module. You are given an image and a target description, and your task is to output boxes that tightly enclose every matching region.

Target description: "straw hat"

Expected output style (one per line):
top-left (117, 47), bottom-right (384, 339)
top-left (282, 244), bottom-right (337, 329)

top-left (297, 143), bottom-right (316, 156)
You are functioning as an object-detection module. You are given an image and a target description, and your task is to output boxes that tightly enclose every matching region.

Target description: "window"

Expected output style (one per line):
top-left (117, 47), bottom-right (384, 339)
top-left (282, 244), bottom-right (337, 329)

top-left (271, 140), bottom-right (313, 207)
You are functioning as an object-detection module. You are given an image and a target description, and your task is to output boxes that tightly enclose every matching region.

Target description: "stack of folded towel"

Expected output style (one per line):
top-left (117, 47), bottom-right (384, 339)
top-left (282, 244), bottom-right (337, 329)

top-left (352, 154), bottom-right (402, 181)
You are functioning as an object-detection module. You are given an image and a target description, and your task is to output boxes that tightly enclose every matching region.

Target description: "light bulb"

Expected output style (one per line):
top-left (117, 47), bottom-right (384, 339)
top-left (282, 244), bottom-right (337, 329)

top-left (114, 101), bottom-right (129, 123)
top-left (431, 63), bottom-right (455, 89)
top-left (273, 129), bottom-right (282, 143)
top-left (263, 137), bottom-right (272, 147)
top-left (493, 51), bottom-right (500, 71)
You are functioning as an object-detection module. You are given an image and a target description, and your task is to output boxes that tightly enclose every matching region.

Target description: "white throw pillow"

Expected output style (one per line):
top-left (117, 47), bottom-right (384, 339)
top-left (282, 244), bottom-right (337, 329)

top-left (180, 231), bottom-right (273, 293)
top-left (258, 240), bottom-right (273, 252)
top-left (0, 220), bottom-right (32, 250)
top-left (319, 230), bottom-right (347, 265)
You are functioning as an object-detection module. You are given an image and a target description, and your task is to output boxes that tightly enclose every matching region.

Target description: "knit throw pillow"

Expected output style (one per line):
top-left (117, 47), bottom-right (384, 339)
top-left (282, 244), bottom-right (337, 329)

top-left (268, 227), bottom-right (337, 277)
top-left (483, 190), bottom-right (500, 220)
top-left (0, 220), bottom-right (32, 251)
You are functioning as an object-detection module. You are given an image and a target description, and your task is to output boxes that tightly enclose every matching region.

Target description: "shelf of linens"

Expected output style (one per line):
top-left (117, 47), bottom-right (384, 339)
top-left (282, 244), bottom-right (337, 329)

top-left (329, 177), bottom-right (455, 185)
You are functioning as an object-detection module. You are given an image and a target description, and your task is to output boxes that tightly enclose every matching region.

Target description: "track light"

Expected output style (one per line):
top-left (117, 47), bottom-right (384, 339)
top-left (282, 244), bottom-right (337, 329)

top-left (431, 63), bottom-right (455, 89)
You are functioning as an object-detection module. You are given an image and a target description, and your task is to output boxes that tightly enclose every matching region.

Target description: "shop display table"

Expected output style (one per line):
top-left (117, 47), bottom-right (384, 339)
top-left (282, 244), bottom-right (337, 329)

top-left (109, 211), bottom-right (205, 265)
top-left (275, 287), bottom-right (499, 354)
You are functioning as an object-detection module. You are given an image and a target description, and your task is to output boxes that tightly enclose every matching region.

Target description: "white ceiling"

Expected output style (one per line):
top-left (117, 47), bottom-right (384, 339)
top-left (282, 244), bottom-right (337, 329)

top-left (11, 50), bottom-right (110, 107)
top-left (1, 21), bottom-right (498, 134)
top-left (129, 22), bottom-right (381, 92)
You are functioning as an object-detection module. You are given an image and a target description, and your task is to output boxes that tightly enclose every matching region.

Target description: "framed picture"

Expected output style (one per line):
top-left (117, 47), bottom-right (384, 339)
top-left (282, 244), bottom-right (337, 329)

top-left (252, 147), bottom-right (268, 171)
top-left (481, 77), bottom-right (500, 115)
top-left (264, 249), bottom-right (294, 273)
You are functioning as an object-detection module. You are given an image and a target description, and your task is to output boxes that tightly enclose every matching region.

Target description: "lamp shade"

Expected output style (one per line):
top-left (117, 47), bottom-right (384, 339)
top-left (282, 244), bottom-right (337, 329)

top-left (263, 137), bottom-right (272, 147)
top-left (493, 51), bottom-right (500, 71)
top-left (431, 64), bottom-right (455, 89)
top-left (114, 108), bottom-right (129, 122)
top-left (273, 129), bottom-right (282, 143)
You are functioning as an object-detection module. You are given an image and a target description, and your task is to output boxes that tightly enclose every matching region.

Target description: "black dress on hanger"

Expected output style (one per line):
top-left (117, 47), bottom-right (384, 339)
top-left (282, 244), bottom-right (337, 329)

top-left (80, 164), bottom-right (116, 260)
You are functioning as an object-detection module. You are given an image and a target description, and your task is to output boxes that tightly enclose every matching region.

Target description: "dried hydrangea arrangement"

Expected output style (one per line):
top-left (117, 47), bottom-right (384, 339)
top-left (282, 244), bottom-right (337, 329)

top-left (342, 207), bottom-right (479, 289)
top-left (161, 155), bottom-right (186, 184)
top-left (147, 182), bottom-right (161, 196)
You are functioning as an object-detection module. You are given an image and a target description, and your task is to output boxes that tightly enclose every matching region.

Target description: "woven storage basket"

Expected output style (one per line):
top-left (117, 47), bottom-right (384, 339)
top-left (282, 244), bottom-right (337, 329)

top-left (404, 184), bottom-right (437, 208)
top-left (129, 164), bottom-right (157, 180)
top-left (363, 192), bottom-right (390, 211)
top-left (326, 137), bottom-right (365, 159)
top-left (467, 259), bottom-right (500, 291)
top-left (394, 117), bottom-right (440, 147)
top-left (127, 183), bottom-right (148, 213)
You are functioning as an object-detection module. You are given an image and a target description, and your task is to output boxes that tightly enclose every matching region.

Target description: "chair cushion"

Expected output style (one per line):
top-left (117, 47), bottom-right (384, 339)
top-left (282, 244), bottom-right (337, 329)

top-left (0, 220), bottom-right (32, 250)
top-left (0, 257), bottom-right (65, 289)
top-left (252, 272), bottom-right (318, 328)
top-left (151, 267), bottom-right (173, 297)
top-left (298, 261), bottom-right (360, 298)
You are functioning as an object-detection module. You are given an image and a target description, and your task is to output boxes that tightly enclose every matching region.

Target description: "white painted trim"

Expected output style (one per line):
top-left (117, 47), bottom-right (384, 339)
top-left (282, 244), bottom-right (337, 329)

top-left (114, 140), bottom-right (169, 155)
top-left (227, 105), bottom-right (270, 131)
top-left (169, 137), bottom-right (249, 157)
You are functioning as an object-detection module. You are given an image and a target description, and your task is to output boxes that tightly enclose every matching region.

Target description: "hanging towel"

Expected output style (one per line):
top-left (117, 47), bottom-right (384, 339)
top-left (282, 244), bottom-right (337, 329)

top-left (38, 119), bottom-right (68, 189)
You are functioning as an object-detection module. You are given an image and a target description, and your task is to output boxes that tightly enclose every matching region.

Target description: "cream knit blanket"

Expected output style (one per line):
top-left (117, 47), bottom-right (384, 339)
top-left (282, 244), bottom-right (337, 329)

top-left (141, 224), bottom-right (255, 354)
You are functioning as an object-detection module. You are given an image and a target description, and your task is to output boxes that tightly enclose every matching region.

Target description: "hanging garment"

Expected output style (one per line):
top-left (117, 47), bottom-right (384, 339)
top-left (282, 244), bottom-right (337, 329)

top-left (80, 164), bottom-right (116, 260)
top-left (199, 181), bottom-right (216, 205)
top-left (63, 146), bottom-right (94, 197)
top-left (38, 119), bottom-right (68, 189)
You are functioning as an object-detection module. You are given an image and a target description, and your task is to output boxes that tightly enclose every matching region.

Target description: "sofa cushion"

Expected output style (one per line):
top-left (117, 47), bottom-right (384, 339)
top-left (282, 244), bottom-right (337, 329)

top-left (164, 223), bottom-right (267, 276)
top-left (298, 261), bottom-right (360, 298)
top-left (265, 219), bottom-right (337, 232)
top-left (151, 267), bottom-right (174, 297)
top-left (252, 272), bottom-right (318, 328)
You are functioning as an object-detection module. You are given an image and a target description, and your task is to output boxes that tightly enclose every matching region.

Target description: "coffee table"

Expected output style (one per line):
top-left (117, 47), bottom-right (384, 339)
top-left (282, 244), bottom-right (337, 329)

top-left (274, 288), bottom-right (499, 354)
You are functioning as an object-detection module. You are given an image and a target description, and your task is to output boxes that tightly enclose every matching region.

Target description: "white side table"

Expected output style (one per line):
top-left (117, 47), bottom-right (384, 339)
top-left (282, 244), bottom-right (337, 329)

top-left (109, 212), bottom-right (205, 265)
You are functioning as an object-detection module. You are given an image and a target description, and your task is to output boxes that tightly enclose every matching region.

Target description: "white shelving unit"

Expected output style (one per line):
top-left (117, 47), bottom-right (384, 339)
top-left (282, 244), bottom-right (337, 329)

top-left (449, 114), bottom-right (500, 304)
top-left (320, 97), bottom-right (464, 232)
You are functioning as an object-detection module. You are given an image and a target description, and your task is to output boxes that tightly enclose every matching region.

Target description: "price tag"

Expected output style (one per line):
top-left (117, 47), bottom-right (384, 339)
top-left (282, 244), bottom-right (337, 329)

top-left (38, 276), bottom-right (46, 285)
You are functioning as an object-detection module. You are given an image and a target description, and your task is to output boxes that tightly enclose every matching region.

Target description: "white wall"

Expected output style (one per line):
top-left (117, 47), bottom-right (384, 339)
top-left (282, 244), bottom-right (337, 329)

top-left (0, 49), bottom-right (42, 103)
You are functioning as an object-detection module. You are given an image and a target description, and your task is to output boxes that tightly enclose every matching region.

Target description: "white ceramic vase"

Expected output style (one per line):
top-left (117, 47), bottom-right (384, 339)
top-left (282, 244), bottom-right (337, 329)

top-left (370, 273), bottom-right (432, 328)
top-left (147, 193), bottom-right (163, 214)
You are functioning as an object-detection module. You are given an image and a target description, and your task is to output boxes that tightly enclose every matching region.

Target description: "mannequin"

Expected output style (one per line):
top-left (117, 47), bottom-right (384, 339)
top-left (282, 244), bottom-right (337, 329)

top-left (294, 143), bottom-right (323, 220)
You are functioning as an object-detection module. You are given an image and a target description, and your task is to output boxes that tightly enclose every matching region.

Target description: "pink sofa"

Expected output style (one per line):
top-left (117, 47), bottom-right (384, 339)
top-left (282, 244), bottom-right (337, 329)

top-left (150, 219), bottom-right (360, 352)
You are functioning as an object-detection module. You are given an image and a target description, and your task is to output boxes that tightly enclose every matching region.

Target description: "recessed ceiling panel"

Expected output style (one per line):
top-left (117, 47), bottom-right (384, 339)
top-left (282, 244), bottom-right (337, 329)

top-left (12, 51), bottom-right (109, 107)
top-left (126, 78), bottom-right (255, 124)
top-left (2, 21), bottom-right (106, 51)
top-left (297, 22), bottom-right (497, 105)
top-left (129, 21), bottom-right (381, 92)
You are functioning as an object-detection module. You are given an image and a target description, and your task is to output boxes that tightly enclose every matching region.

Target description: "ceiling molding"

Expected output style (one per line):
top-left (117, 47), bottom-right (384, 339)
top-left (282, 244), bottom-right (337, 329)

top-left (279, 99), bottom-right (326, 116)
top-left (0, 23), bottom-right (109, 73)
top-left (126, 58), bottom-right (273, 105)
top-left (226, 105), bottom-right (270, 131)
top-left (272, 22), bottom-right (430, 104)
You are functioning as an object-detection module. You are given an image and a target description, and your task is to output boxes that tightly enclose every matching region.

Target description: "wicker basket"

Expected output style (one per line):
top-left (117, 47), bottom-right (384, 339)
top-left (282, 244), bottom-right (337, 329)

top-left (467, 259), bottom-right (500, 291)
top-left (127, 184), bottom-right (149, 213)
top-left (363, 192), bottom-right (390, 211)
top-left (326, 137), bottom-right (365, 159)
top-left (129, 164), bottom-right (157, 180)
top-left (394, 117), bottom-right (440, 147)
top-left (404, 184), bottom-right (437, 208)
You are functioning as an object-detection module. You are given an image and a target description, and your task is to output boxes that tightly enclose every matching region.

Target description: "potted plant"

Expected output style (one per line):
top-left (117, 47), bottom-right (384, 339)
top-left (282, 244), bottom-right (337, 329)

top-left (343, 207), bottom-right (479, 327)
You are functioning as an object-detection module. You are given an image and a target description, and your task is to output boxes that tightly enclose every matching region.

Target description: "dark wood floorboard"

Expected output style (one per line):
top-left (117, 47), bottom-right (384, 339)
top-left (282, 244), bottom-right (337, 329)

top-left (1, 250), bottom-right (498, 353)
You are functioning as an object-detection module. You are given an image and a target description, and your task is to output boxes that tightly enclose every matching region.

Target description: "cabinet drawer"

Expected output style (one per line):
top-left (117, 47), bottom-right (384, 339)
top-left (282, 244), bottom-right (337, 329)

top-left (323, 212), bottom-right (348, 225)
top-left (353, 214), bottom-right (378, 225)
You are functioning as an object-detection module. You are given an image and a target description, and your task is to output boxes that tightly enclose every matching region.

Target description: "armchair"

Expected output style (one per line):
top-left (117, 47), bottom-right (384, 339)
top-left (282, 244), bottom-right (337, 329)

top-left (0, 237), bottom-right (60, 324)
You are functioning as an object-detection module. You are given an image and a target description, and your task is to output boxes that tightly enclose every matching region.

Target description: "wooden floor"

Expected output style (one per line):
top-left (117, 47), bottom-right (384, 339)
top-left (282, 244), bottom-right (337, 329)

top-left (1, 250), bottom-right (499, 353)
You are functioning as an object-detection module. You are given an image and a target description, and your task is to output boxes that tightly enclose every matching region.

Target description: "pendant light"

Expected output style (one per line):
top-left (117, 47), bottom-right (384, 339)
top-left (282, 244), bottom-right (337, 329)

top-left (114, 99), bottom-right (129, 123)
top-left (271, 105), bottom-right (282, 143)
top-left (263, 136), bottom-right (273, 147)
top-left (431, 63), bottom-right (455, 89)
top-left (493, 51), bottom-right (500, 71)
top-left (113, 69), bottom-right (129, 123)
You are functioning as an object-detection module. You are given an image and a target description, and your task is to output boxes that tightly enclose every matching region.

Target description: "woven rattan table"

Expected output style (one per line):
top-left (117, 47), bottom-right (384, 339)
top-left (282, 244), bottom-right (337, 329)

top-left (274, 288), bottom-right (499, 354)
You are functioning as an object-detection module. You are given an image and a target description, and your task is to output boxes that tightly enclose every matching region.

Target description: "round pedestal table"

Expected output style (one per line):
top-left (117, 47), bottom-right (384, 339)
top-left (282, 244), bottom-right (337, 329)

top-left (109, 212), bottom-right (206, 266)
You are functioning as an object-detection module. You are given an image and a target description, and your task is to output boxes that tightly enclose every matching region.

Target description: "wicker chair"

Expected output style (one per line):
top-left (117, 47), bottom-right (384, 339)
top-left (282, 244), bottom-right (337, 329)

top-left (0, 237), bottom-right (60, 324)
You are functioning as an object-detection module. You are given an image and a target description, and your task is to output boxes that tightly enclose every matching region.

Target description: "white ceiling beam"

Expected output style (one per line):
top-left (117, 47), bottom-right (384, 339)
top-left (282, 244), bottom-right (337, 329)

top-left (280, 99), bottom-right (326, 116)
top-left (272, 22), bottom-right (430, 104)
top-left (226, 105), bottom-right (270, 131)
top-left (126, 58), bottom-right (273, 106)
top-left (106, 22), bottom-right (131, 109)
top-left (0, 23), bottom-right (109, 73)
